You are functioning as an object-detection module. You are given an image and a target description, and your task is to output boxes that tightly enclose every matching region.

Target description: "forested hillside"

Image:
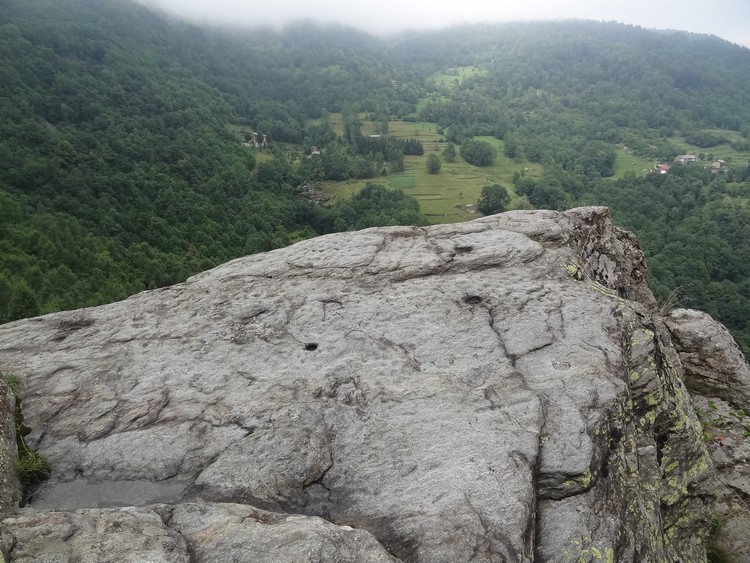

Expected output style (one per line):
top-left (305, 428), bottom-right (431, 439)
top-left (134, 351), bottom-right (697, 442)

top-left (0, 0), bottom-right (425, 321)
top-left (393, 24), bottom-right (750, 352)
top-left (1, 0), bottom-right (750, 353)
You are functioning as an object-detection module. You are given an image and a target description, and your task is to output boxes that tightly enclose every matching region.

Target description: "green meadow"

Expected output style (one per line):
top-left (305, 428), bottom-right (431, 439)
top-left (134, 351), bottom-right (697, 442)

top-left (321, 119), bottom-right (542, 223)
top-left (430, 66), bottom-right (485, 89)
top-left (613, 148), bottom-right (655, 177)
top-left (315, 121), bottom-right (750, 225)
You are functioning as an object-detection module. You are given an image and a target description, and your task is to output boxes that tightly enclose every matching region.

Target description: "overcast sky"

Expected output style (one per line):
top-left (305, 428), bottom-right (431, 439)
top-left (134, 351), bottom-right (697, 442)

top-left (137, 0), bottom-right (750, 47)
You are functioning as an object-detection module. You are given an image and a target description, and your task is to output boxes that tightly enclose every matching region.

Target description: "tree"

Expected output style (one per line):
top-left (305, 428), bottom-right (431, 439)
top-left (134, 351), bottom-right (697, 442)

top-left (343, 112), bottom-right (363, 145)
top-left (426, 153), bottom-right (441, 174)
top-left (515, 178), bottom-right (569, 210)
top-left (379, 116), bottom-right (389, 135)
top-left (460, 138), bottom-right (497, 166)
top-left (477, 184), bottom-right (511, 215)
top-left (503, 134), bottom-right (519, 159)
top-left (443, 142), bottom-right (457, 162)
top-left (388, 153), bottom-right (405, 173)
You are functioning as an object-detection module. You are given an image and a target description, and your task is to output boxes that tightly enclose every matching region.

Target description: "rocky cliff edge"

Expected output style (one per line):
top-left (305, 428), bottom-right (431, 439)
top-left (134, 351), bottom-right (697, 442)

top-left (0, 207), bottom-right (732, 562)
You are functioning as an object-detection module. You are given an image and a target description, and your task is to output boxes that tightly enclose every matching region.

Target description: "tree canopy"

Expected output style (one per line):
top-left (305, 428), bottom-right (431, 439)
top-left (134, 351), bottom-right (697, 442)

top-left (460, 139), bottom-right (497, 166)
top-left (426, 153), bottom-right (441, 174)
top-left (477, 184), bottom-right (511, 215)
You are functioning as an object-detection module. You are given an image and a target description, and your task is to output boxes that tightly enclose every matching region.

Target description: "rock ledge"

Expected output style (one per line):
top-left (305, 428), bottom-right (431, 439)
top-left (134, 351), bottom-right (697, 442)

top-left (0, 208), bottom-right (718, 562)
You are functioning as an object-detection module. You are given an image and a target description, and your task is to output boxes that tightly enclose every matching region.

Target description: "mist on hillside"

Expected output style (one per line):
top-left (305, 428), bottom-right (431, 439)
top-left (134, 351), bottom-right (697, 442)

top-left (135, 0), bottom-right (750, 46)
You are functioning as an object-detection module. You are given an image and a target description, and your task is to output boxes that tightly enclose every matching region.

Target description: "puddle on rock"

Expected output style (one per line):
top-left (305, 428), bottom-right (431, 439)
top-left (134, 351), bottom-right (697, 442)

top-left (28, 478), bottom-right (187, 510)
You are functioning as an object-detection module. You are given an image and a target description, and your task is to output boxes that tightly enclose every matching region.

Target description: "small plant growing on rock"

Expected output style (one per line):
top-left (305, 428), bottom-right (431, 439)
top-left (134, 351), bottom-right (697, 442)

top-left (657, 286), bottom-right (683, 316)
top-left (2, 371), bottom-right (51, 489)
top-left (706, 513), bottom-right (734, 563)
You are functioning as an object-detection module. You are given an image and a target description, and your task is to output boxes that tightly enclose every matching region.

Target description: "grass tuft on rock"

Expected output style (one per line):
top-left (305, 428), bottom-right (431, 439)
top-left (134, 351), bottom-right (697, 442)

top-left (706, 513), bottom-right (734, 563)
top-left (16, 448), bottom-right (51, 487)
top-left (2, 371), bottom-right (52, 489)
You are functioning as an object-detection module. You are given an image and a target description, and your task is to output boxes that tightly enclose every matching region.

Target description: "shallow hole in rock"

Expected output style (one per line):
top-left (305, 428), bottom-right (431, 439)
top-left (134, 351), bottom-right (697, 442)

top-left (455, 246), bottom-right (474, 254)
top-left (305, 343), bottom-right (319, 351)
top-left (463, 295), bottom-right (483, 305)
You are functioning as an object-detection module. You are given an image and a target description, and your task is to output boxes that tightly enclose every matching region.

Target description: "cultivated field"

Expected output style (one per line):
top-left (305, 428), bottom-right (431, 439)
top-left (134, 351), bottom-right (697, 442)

top-left (320, 118), bottom-right (542, 223)
top-left (304, 118), bottom-right (750, 225)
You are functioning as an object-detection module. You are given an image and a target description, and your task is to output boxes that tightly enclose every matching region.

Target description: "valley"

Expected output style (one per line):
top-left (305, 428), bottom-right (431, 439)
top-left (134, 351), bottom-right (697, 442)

top-left (1, 0), bottom-right (749, 353)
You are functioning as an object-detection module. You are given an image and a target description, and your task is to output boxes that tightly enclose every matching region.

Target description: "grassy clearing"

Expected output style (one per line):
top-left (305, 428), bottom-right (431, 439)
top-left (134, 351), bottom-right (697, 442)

top-left (227, 123), bottom-right (251, 142)
top-left (308, 113), bottom-right (379, 137)
top-left (388, 175), bottom-right (417, 189)
top-left (430, 66), bottom-right (485, 89)
top-left (389, 131), bottom-right (540, 222)
top-left (318, 121), bottom-right (543, 223)
top-left (614, 148), bottom-right (655, 177)
top-left (312, 118), bottom-right (541, 223)
top-left (388, 120), bottom-right (444, 142)
top-left (253, 150), bottom-right (274, 165)
top-left (321, 179), bottom-right (368, 203)
top-left (614, 129), bottom-right (750, 178)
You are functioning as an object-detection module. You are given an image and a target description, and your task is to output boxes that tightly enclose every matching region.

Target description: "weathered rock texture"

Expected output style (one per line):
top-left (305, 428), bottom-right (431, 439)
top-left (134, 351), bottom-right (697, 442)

top-left (0, 503), bottom-right (395, 563)
top-left (666, 308), bottom-right (750, 408)
top-left (0, 377), bottom-right (21, 510)
top-left (666, 309), bottom-right (750, 562)
top-left (0, 207), bottom-right (717, 561)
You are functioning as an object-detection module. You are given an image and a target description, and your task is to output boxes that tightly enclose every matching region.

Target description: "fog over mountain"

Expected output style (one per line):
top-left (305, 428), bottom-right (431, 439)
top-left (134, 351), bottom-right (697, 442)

top-left (137, 0), bottom-right (750, 46)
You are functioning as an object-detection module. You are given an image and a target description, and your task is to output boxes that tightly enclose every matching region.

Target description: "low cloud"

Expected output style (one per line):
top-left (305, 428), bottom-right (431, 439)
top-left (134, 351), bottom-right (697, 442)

top-left (136, 0), bottom-right (750, 46)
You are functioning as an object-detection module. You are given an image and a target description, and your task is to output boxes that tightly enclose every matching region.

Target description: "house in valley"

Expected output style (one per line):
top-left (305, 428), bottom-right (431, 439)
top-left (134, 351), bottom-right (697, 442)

top-left (674, 154), bottom-right (697, 165)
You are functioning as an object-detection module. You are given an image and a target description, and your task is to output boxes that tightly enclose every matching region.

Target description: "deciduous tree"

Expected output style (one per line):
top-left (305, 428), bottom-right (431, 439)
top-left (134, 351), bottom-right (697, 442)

top-left (477, 184), bottom-right (510, 215)
top-left (426, 153), bottom-right (441, 174)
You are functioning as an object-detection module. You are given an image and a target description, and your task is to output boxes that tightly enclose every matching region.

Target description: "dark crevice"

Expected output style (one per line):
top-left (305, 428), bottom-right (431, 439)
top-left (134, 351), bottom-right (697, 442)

top-left (609, 426), bottom-right (622, 450)
top-left (654, 429), bottom-right (669, 466)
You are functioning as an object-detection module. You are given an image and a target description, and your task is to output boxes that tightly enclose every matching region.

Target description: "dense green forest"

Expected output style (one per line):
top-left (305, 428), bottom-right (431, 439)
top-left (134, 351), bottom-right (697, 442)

top-left (1, 0), bottom-right (750, 354)
top-left (0, 0), bottom-right (426, 320)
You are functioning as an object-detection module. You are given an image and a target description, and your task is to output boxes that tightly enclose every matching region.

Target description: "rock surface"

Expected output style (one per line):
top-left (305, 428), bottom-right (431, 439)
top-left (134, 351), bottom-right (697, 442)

top-left (0, 503), bottom-right (396, 562)
top-left (0, 376), bottom-right (21, 510)
top-left (0, 207), bottom-right (718, 561)
top-left (667, 308), bottom-right (750, 562)
top-left (1, 506), bottom-right (189, 562)
top-left (666, 308), bottom-right (750, 408)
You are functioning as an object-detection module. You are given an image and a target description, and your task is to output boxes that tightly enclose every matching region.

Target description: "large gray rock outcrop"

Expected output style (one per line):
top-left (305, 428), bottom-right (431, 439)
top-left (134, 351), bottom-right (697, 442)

top-left (666, 308), bottom-right (750, 407)
top-left (666, 309), bottom-right (750, 562)
top-left (0, 207), bottom-right (715, 562)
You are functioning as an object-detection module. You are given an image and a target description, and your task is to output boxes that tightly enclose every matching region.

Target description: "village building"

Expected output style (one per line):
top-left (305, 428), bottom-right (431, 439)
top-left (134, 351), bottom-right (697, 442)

top-left (674, 154), bottom-right (698, 165)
